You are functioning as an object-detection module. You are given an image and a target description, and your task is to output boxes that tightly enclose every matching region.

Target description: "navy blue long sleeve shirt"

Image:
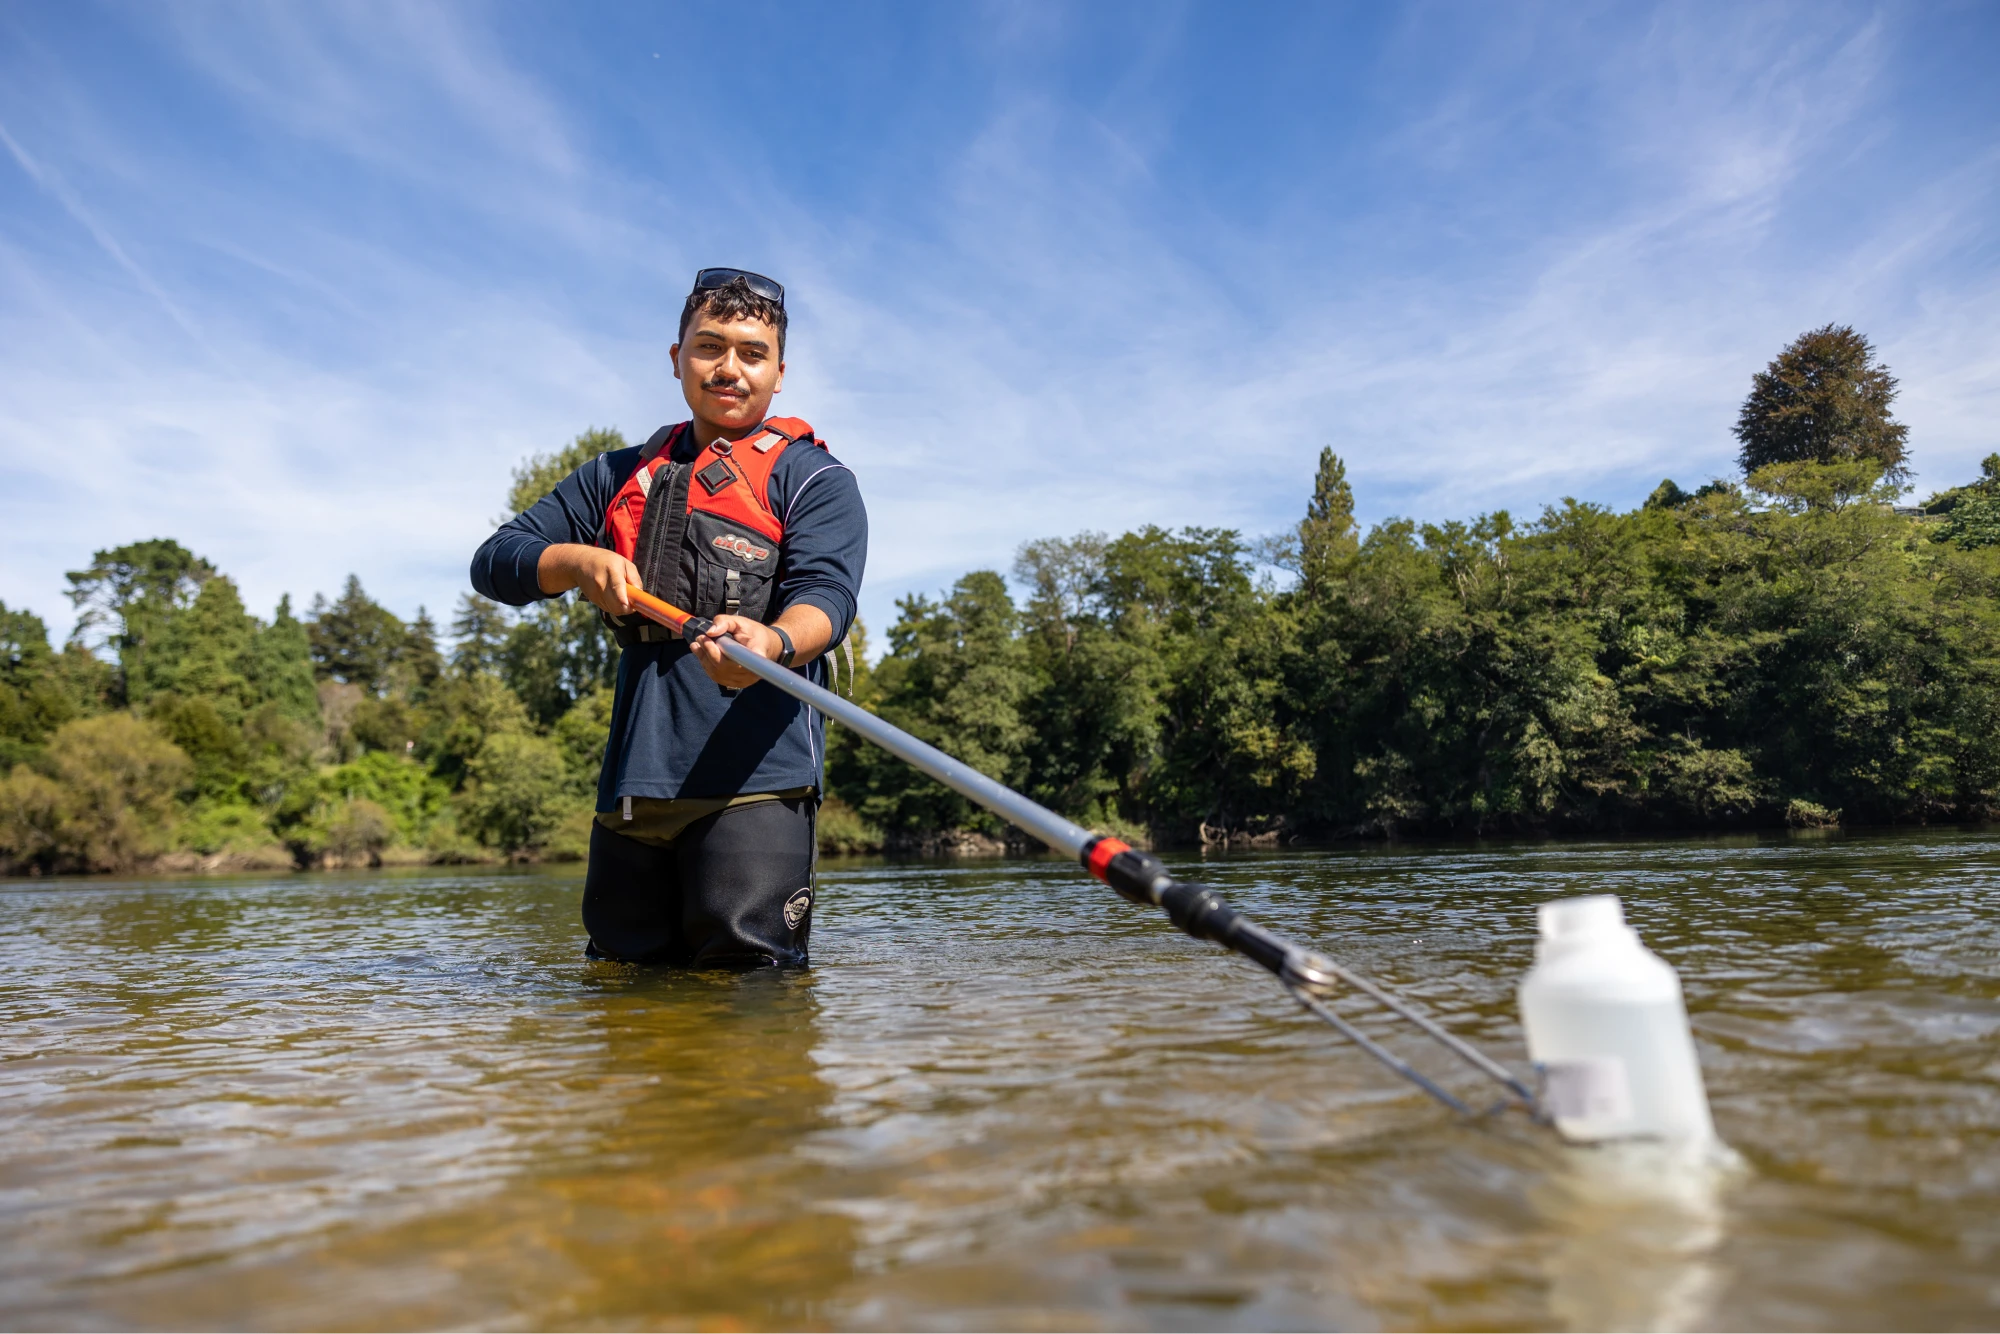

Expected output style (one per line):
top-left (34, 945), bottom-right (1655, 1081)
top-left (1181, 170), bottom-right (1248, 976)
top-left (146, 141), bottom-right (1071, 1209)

top-left (470, 426), bottom-right (867, 808)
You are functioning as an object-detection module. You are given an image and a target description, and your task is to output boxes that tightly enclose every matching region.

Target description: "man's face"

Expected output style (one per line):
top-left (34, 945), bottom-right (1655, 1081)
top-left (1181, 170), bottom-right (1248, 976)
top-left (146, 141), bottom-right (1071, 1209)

top-left (672, 311), bottom-right (785, 438)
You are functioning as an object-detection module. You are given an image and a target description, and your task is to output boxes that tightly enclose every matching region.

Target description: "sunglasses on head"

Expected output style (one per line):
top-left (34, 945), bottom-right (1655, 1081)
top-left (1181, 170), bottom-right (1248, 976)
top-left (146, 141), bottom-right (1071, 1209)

top-left (693, 267), bottom-right (784, 307)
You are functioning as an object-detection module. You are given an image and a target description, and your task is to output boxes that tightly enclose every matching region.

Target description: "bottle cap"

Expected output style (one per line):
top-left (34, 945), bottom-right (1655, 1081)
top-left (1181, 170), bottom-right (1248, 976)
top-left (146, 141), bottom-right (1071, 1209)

top-left (1535, 895), bottom-right (1637, 960)
top-left (1539, 894), bottom-right (1624, 940)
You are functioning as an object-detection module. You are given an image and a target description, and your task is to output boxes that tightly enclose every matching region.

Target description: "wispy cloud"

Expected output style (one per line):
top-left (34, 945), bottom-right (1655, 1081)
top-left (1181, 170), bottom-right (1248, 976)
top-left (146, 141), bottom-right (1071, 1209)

top-left (0, 1), bottom-right (1994, 648)
top-left (0, 120), bottom-right (228, 368)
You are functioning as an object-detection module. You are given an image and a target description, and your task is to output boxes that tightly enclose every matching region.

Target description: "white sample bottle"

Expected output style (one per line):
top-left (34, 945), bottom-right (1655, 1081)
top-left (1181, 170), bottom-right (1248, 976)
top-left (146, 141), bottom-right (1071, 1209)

top-left (1518, 895), bottom-right (1716, 1144)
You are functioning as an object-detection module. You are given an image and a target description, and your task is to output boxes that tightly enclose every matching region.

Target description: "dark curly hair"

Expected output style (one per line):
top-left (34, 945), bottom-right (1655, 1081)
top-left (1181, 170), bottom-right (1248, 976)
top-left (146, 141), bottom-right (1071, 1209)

top-left (678, 276), bottom-right (788, 356)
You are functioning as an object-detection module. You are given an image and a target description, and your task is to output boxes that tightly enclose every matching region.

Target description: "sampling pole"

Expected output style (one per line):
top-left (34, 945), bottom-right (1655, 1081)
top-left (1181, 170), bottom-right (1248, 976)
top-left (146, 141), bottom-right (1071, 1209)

top-left (626, 586), bottom-right (1537, 1117)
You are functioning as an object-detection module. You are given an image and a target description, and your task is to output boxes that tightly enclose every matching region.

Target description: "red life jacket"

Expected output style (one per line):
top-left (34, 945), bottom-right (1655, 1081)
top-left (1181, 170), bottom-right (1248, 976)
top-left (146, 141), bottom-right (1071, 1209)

top-left (600, 417), bottom-right (825, 644)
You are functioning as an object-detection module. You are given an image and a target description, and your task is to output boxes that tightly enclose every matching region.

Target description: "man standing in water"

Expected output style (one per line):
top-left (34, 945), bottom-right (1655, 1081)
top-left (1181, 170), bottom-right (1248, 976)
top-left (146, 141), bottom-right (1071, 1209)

top-left (472, 269), bottom-right (866, 967)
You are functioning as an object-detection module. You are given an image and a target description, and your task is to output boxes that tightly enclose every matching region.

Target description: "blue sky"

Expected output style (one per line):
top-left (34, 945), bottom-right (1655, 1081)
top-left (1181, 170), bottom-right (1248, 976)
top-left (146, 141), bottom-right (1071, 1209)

top-left (3, 2), bottom-right (1996, 647)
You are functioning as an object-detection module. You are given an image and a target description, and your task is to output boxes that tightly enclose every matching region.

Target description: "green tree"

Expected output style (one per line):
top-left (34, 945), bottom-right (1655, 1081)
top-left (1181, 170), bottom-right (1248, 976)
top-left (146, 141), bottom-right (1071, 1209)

top-left (401, 608), bottom-right (446, 693)
top-left (247, 595), bottom-right (321, 724)
top-left (500, 599), bottom-right (618, 727)
top-left (496, 428), bottom-right (627, 719)
top-left (1013, 534), bottom-right (1160, 827)
top-left (322, 751), bottom-right (452, 844)
top-left (140, 575), bottom-right (259, 716)
top-left (1299, 447), bottom-right (1360, 587)
top-left (239, 702), bottom-right (322, 838)
top-left (146, 694), bottom-right (249, 800)
top-left (833, 572), bottom-right (1031, 837)
top-left (65, 539), bottom-right (216, 703)
top-left (451, 594), bottom-right (511, 677)
top-left (1644, 479), bottom-right (1694, 510)
top-left (0, 713), bottom-right (191, 872)
top-left (1106, 526), bottom-right (1310, 837)
top-left (417, 670), bottom-right (533, 788)
top-left (1735, 324), bottom-right (1910, 483)
top-left (1926, 454), bottom-right (2000, 551)
top-left (459, 731), bottom-right (574, 852)
top-left (309, 576), bottom-right (407, 693)
top-left (506, 426), bottom-right (628, 517)
top-left (293, 797), bottom-right (396, 866)
top-left (0, 602), bottom-right (79, 768)
top-left (552, 686), bottom-right (616, 795)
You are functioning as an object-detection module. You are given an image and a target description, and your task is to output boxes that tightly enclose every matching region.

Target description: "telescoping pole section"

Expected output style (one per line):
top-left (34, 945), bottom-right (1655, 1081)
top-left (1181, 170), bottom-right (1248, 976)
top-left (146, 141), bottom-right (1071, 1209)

top-left (626, 586), bottom-right (1538, 1118)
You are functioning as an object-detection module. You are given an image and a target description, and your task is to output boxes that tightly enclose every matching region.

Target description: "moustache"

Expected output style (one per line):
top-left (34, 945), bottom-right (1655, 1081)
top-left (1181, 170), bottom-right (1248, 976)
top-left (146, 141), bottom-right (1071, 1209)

top-left (702, 378), bottom-right (747, 394)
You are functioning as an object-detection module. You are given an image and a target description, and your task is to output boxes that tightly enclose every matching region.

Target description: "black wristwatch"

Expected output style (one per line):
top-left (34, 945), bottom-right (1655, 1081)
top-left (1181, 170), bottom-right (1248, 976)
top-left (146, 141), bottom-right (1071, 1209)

top-left (771, 625), bottom-right (796, 668)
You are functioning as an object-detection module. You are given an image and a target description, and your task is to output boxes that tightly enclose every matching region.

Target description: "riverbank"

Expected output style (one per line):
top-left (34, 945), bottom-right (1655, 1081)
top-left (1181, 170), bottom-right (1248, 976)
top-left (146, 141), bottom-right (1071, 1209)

top-left (10, 808), bottom-right (1985, 880)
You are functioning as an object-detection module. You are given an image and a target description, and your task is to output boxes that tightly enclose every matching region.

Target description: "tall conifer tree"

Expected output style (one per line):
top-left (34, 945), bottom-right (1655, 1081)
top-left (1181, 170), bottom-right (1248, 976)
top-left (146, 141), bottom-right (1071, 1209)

top-left (1735, 325), bottom-right (1910, 481)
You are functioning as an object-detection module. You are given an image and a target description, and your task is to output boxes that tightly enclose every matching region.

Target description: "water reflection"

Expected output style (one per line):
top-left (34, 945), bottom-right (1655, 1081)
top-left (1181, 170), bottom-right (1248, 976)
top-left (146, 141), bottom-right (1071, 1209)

top-left (257, 965), bottom-right (861, 1331)
top-left (0, 873), bottom-right (856, 1329)
top-left (1531, 1141), bottom-right (1745, 1333)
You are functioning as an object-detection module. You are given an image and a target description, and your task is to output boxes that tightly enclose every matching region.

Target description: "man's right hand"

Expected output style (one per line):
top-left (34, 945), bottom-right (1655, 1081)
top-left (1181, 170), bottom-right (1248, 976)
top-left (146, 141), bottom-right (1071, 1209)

top-left (537, 544), bottom-right (641, 616)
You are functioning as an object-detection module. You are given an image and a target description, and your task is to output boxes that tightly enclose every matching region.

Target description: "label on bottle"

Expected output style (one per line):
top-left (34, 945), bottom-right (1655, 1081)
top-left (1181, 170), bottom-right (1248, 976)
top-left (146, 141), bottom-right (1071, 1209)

top-left (1541, 1056), bottom-right (1634, 1123)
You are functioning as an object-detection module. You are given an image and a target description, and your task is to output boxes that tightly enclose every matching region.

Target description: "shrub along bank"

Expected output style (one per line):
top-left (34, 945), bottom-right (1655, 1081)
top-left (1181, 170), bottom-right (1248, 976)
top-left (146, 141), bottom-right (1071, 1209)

top-left (6, 432), bottom-right (2000, 874)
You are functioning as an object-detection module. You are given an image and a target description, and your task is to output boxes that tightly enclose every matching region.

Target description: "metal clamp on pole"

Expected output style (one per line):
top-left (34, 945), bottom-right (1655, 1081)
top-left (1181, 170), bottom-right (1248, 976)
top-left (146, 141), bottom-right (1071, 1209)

top-left (625, 584), bottom-right (1543, 1122)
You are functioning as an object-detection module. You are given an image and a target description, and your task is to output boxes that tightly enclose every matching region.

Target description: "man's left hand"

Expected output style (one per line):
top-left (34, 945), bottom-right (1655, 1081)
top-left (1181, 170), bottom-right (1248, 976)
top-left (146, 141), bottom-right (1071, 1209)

top-left (689, 614), bottom-right (785, 688)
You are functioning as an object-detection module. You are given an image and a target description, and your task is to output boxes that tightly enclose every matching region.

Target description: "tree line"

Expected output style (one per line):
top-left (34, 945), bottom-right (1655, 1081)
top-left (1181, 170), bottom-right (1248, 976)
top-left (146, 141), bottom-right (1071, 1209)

top-left (0, 435), bottom-right (633, 874)
top-left (4, 325), bottom-right (1997, 873)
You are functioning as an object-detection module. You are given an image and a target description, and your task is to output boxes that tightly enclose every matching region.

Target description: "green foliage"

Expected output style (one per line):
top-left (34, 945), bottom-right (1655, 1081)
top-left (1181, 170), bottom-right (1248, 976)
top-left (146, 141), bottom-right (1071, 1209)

top-left (139, 576), bottom-right (258, 714)
top-left (293, 797), bottom-right (397, 866)
top-left (1926, 454), bottom-right (2000, 551)
top-left (176, 800), bottom-right (282, 856)
top-left (6, 531), bottom-right (607, 869)
top-left (250, 595), bottom-right (322, 724)
top-left (816, 797), bottom-right (883, 854)
top-left (1300, 446), bottom-right (1360, 586)
top-left (825, 453), bottom-right (2000, 845)
top-left (65, 538), bottom-right (216, 704)
top-left (831, 572), bottom-right (1031, 836)
top-left (502, 597), bottom-right (618, 726)
top-left (552, 686), bottom-right (615, 795)
top-left (1288, 461), bottom-right (2000, 834)
top-left (450, 594), bottom-right (511, 677)
top-left (5, 418), bottom-right (647, 870)
top-left (1014, 533), bottom-right (1161, 823)
top-left (322, 751), bottom-right (452, 843)
top-left (459, 731), bottom-right (574, 852)
top-left (1936, 494), bottom-right (2000, 552)
top-left (0, 601), bottom-right (82, 768)
top-left (309, 575), bottom-right (409, 693)
top-left (0, 713), bottom-right (191, 872)
top-left (1108, 525), bottom-right (1313, 835)
top-left (401, 609), bottom-right (446, 694)
top-left (146, 693), bottom-right (250, 799)
top-left (1735, 324), bottom-right (1910, 483)
top-left (17, 403), bottom-right (2000, 873)
top-left (1745, 459), bottom-right (1900, 512)
top-left (1645, 479), bottom-right (1694, 510)
top-left (507, 426), bottom-right (627, 518)
top-left (418, 670), bottom-right (532, 787)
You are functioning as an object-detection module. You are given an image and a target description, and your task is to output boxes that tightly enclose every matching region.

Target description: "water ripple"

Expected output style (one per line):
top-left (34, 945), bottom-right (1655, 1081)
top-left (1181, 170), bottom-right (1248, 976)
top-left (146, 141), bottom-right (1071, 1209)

top-left (2, 834), bottom-right (1997, 1329)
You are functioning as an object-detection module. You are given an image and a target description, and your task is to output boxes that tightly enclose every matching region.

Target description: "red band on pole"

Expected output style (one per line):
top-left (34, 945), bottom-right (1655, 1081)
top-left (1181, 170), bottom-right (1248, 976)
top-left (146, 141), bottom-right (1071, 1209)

top-left (1086, 837), bottom-right (1131, 881)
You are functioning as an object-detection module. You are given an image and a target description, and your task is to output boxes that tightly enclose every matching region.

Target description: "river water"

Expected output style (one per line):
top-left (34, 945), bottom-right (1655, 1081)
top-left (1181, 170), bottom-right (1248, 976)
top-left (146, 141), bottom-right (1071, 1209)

top-left (2, 832), bottom-right (1996, 1330)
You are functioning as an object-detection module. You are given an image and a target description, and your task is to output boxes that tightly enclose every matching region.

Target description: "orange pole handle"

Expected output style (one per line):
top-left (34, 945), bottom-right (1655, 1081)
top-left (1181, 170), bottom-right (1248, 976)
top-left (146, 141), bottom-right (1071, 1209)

top-left (624, 584), bottom-right (692, 631)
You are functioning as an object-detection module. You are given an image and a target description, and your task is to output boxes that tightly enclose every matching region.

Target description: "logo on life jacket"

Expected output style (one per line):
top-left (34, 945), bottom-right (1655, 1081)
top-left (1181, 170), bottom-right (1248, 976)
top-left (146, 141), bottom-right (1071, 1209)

top-left (711, 533), bottom-right (771, 562)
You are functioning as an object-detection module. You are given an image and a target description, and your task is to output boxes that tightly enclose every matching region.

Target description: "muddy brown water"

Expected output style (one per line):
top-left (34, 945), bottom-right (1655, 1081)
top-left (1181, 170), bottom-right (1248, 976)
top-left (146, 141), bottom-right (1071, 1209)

top-left (3, 832), bottom-right (1997, 1330)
